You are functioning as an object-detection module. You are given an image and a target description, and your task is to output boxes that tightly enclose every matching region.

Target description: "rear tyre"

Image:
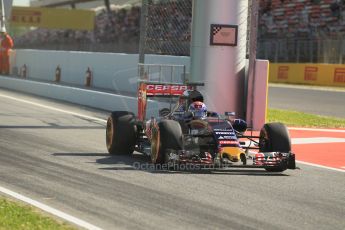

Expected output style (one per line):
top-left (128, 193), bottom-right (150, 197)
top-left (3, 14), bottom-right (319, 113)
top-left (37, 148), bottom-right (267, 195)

top-left (259, 122), bottom-right (291, 172)
top-left (151, 120), bottom-right (183, 164)
top-left (106, 111), bottom-right (137, 155)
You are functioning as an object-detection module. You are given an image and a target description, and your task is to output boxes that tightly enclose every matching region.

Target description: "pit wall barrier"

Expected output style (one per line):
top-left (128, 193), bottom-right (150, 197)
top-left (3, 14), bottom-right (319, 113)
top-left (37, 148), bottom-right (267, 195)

top-left (246, 60), bottom-right (269, 131)
top-left (269, 63), bottom-right (345, 87)
top-left (0, 76), bottom-right (162, 118)
top-left (6, 49), bottom-right (268, 129)
top-left (9, 49), bottom-right (191, 94)
top-left (6, 49), bottom-right (188, 118)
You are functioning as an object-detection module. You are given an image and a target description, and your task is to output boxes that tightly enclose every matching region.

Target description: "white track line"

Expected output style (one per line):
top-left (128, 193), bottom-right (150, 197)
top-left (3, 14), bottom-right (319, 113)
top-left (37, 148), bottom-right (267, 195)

top-left (2, 94), bottom-right (342, 228)
top-left (289, 127), bottom-right (345, 133)
top-left (0, 94), bottom-right (107, 123)
top-left (297, 161), bottom-right (345, 173)
top-left (0, 186), bottom-right (102, 230)
top-left (0, 93), bottom-right (106, 228)
top-left (3, 93), bottom-right (344, 132)
top-left (292, 137), bottom-right (345, 144)
top-left (269, 83), bottom-right (345, 92)
top-left (289, 128), bottom-right (345, 172)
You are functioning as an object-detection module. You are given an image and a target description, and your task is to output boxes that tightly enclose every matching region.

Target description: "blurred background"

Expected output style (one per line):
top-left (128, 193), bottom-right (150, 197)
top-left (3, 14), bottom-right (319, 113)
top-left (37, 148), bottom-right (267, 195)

top-left (8, 0), bottom-right (345, 64)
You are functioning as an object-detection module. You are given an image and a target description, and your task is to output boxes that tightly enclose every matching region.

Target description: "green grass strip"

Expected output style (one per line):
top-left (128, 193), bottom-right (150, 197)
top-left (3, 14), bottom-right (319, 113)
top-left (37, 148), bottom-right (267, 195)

top-left (0, 198), bottom-right (76, 230)
top-left (268, 108), bottom-right (345, 128)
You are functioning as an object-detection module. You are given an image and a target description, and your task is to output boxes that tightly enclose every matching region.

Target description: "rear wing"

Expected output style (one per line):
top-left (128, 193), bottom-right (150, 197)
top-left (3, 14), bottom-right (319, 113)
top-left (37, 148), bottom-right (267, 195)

top-left (137, 63), bottom-right (203, 121)
top-left (139, 80), bottom-right (204, 96)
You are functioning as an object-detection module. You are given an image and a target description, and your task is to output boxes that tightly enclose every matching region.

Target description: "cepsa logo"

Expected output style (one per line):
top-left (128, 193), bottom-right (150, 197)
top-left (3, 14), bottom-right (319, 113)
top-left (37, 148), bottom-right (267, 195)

top-left (146, 84), bottom-right (192, 96)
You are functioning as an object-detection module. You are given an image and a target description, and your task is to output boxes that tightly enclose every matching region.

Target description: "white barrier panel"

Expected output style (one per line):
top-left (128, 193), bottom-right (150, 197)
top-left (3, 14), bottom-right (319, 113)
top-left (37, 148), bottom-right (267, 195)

top-left (246, 60), bottom-right (269, 131)
top-left (0, 76), bottom-right (162, 117)
top-left (9, 49), bottom-right (269, 127)
top-left (10, 50), bottom-right (190, 94)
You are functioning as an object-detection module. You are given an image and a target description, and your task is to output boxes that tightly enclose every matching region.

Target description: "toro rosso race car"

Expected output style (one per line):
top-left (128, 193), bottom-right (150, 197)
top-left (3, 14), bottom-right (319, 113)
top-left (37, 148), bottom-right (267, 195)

top-left (106, 76), bottom-right (296, 172)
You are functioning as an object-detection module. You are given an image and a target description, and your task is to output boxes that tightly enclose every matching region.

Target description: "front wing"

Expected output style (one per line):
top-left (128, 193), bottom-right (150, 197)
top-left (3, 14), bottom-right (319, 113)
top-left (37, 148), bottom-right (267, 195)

top-left (165, 150), bottom-right (296, 170)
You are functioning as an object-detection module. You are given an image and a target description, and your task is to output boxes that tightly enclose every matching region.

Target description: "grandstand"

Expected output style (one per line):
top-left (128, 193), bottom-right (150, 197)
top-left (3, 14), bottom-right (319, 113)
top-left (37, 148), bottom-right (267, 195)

top-left (31, 0), bottom-right (140, 9)
top-left (257, 0), bottom-right (345, 63)
top-left (11, 0), bottom-right (345, 63)
top-left (13, 3), bottom-right (141, 53)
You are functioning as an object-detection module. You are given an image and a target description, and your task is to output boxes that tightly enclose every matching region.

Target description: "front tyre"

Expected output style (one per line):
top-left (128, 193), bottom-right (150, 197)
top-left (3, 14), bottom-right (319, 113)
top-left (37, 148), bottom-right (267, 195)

top-left (259, 122), bottom-right (292, 172)
top-left (259, 122), bottom-right (291, 153)
top-left (106, 111), bottom-right (137, 155)
top-left (151, 120), bottom-right (183, 164)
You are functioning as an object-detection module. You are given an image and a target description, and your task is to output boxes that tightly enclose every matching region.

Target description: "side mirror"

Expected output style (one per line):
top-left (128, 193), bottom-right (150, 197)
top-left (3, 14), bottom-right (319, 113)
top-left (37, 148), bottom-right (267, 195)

top-left (225, 112), bottom-right (236, 117)
top-left (232, 119), bottom-right (247, 133)
top-left (207, 111), bottom-right (219, 117)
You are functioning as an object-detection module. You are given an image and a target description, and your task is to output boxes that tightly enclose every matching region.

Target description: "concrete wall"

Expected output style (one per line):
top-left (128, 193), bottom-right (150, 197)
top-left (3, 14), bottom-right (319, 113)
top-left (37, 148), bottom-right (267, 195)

top-left (246, 60), bottom-right (269, 131)
top-left (7, 49), bottom-right (269, 129)
top-left (0, 76), bottom-right (163, 117)
top-left (10, 49), bottom-right (190, 94)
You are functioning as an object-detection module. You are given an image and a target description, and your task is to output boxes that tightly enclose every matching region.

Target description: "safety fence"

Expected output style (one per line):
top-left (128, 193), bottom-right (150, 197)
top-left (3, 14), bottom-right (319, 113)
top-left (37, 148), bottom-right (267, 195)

top-left (12, 0), bottom-right (345, 65)
top-left (16, 35), bottom-right (345, 66)
top-left (258, 38), bottom-right (345, 64)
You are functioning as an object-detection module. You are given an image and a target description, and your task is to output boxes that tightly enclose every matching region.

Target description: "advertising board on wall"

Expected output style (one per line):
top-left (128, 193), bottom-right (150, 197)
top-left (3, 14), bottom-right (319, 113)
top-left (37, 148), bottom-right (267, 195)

top-left (270, 63), bottom-right (345, 87)
top-left (10, 6), bottom-right (95, 30)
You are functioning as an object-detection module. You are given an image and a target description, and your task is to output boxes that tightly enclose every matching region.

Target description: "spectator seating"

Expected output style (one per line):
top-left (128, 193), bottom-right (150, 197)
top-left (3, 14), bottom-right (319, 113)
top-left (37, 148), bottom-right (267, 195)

top-left (258, 0), bottom-right (345, 39)
top-left (13, 0), bottom-right (345, 55)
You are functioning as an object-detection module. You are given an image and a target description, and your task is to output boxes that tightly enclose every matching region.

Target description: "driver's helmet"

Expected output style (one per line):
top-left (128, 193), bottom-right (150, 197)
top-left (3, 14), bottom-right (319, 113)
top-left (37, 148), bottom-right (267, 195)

top-left (188, 101), bottom-right (207, 119)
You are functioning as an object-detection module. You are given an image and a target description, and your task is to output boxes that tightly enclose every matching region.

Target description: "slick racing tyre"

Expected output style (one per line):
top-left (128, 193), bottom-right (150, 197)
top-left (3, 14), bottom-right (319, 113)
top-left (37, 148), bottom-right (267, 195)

top-left (259, 122), bottom-right (291, 172)
top-left (259, 122), bottom-right (291, 153)
top-left (106, 111), bottom-right (137, 155)
top-left (151, 120), bottom-right (183, 164)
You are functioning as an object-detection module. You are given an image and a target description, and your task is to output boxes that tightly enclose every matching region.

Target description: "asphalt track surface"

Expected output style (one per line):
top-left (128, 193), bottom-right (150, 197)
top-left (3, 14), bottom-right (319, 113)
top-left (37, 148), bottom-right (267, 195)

top-left (0, 88), bottom-right (344, 230)
top-left (268, 84), bottom-right (345, 118)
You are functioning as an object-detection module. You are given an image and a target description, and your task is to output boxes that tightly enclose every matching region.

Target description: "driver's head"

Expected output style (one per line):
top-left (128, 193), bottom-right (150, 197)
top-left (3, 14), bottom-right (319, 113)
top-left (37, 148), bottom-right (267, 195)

top-left (188, 101), bottom-right (207, 119)
top-left (180, 89), bottom-right (203, 104)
